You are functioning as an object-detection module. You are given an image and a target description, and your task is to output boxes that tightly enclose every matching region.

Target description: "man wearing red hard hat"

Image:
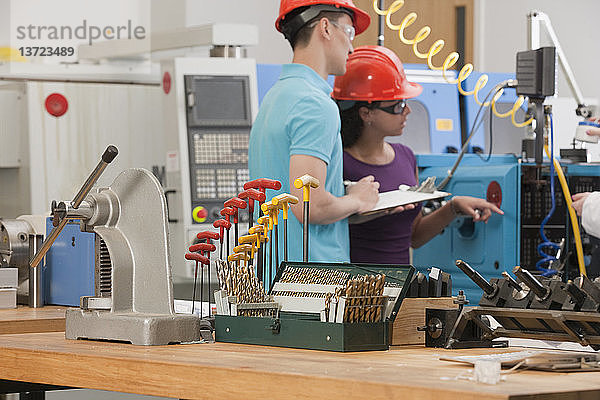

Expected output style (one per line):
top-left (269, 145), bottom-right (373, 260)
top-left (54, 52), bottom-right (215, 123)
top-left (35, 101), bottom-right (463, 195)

top-left (248, 0), bottom-right (379, 263)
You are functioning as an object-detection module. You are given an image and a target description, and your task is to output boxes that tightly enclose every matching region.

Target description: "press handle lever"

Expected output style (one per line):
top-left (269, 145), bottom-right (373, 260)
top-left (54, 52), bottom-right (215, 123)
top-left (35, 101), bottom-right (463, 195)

top-left (30, 145), bottom-right (118, 268)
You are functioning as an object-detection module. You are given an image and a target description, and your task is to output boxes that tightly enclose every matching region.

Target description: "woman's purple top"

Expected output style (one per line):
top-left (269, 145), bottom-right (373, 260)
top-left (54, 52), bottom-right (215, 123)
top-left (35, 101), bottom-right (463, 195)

top-left (343, 143), bottom-right (422, 264)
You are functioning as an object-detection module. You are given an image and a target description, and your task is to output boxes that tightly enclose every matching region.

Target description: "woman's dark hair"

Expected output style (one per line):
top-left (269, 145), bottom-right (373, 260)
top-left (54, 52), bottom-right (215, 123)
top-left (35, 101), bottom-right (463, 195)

top-left (338, 101), bottom-right (378, 148)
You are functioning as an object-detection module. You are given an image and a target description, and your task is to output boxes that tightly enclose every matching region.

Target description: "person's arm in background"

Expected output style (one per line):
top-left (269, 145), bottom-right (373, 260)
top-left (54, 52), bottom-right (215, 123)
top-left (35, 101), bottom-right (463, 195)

top-left (411, 196), bottom-right (504, 247)
top-left (411, 169), bottom-right (503, 248)
top-left (289, 154), bottom-right (379, 225)
top-left (585, 117), bottom-right (600, 138)
top-left (573, 192), bottom-right (600, 238)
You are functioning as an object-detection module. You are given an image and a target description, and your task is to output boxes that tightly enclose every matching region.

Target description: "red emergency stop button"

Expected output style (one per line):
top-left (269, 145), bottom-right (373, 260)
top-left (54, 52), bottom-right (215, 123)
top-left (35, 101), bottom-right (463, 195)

top-left (486, 181), bottom-right (502, 208)
top-left (192, 206), bottom-right (208, 223)
top-left (162, 72), bottom-right (171, 94)
top-left (45, 93), bottom-right (68, 117)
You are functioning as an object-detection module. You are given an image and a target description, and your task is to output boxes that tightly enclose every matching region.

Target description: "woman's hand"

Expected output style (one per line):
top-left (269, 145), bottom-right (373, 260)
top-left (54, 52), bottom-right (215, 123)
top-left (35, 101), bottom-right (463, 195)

top-left (450, 196), bottom-right (504, 222)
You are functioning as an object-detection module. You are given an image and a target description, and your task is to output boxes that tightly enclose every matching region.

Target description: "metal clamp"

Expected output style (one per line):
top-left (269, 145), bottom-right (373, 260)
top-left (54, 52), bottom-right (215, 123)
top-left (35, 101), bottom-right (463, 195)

top-left (266, 319), bottom-right (281, 334)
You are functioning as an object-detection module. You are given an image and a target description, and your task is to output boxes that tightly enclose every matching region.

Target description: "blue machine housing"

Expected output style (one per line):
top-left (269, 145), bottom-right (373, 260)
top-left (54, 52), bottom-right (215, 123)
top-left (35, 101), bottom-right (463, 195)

top-left (413, 154), bottom-right (521, 303)
top-left (414, 154), bottom-right (600, 303)
top-left (43, 218), bottom-right (95, 306)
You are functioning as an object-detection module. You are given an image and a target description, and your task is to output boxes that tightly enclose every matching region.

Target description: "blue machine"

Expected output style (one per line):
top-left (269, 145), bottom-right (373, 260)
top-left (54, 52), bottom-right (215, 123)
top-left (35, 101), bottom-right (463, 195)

top-left (256, 63), bottom-right (462, 154)
top-left (413, 154), bottom-right (600, 303)
top-left (43, 218), bottom-right (95, 306)
top-left (462, 71), bottom-right (528, 155)
top-left (398, 65), bottom-right (462, 154)
top-left (413, 154), bottom-right (520, 303)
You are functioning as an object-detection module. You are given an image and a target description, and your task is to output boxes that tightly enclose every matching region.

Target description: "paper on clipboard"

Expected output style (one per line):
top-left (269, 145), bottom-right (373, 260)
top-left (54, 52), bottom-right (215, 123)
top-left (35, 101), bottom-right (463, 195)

top-left (361, 189), bottom-right (450, 215)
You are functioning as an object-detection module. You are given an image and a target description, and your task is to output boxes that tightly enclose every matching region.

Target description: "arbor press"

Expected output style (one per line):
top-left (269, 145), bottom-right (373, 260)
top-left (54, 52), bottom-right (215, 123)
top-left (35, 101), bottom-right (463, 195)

top-left (30, 146), bottom-right (203, 345)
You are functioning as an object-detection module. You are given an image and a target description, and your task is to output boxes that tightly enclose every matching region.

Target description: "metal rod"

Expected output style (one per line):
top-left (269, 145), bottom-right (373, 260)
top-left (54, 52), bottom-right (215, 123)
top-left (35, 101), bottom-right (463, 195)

top-left (274, 224), bottom-right (279, 273)
top-left (578, 275), bottom-right (600, 304)
top-left (28, 234), bottom-right (44, 308)
top-left (303, 202), bottom-right (309, 262)
top-left (502, 271), bottom-right (521, 291)
top-left (192, 261), bottom-right (198, 314)
top-left (234, 218), bottom-right (239, 246)
top-left (269, 233), bottom-right (273, 287)
top-left (248, 203), bottom-right (254, 229)
top-left (283, 218), bottom-right (288, 262)
top-left (30, 218), bottom-right (68, 269)
top-left (257, 241), bottom-right (263, 282)
top-left (226, 229), bottom-right (230, 259)
top-left (455, 260), bottom-right (496, 295)
top-left (207, 255), bottom-right (211, 316)
top-left (200, 262), bottom-right (204, 319)
top-left (513, 266), bottom-right (548, 299)
top-left (377, 0), bottom-right (384, 45)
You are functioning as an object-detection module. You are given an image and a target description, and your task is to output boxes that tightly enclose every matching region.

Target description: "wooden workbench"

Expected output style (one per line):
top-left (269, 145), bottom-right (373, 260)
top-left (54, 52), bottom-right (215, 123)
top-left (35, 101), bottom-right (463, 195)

top-left (0, 306), bottom-right (65, 334)
top-left (0, 332), bottom-right (599, 400)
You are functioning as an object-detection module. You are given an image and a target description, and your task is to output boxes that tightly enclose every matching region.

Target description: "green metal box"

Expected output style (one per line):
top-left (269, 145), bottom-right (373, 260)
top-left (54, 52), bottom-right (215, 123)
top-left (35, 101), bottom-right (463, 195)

top-left (215, 262), bottom-right (414, 352)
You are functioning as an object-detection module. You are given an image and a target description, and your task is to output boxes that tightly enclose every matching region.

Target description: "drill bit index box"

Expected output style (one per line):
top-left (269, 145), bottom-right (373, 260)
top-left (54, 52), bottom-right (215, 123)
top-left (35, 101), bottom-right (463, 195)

top-left (215, 262), bottom-right (414, 352)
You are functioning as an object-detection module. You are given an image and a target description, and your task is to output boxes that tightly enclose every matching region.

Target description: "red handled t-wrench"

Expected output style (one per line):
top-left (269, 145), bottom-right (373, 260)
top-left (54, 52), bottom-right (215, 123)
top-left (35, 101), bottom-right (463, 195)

top-left (184, 252), bottom-right (209, 317)
top-left (238, 188), bottom-right (266, 229)
top-left (220, 207), bottom-right (235, 257)
top-left (213, 219), bottom-right (232, 260)
top-left (224, 197), bottom-right (247, 246)
top-left (196, 231), bottom-right (220, 316)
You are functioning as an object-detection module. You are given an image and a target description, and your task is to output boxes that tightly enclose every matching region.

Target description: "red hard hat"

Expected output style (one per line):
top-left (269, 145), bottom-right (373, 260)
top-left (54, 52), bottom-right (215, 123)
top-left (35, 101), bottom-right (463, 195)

top-left (332, 45), bottom-right (423, 101)
top-left (276, 0), bottom-right (370, 40)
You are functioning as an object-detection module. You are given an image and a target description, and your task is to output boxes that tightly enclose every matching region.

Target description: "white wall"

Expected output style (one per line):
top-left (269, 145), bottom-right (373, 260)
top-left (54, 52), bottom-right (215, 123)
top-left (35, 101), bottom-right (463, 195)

top-left (475, 0), bottom-right (600, 104)
top-left (1, 0), bottom-right (291, 64)
top-left (184, 0), bottom-right (292, 64)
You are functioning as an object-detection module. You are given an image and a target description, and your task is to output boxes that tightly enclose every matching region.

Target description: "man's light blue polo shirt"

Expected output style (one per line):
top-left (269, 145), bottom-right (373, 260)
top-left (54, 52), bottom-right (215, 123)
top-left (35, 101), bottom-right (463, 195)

top-left (248, 63), bottom-right (349, 263)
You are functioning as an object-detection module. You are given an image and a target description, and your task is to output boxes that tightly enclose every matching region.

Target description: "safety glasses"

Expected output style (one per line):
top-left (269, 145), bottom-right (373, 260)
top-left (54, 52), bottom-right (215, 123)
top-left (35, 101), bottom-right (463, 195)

top-left (374, 99), bottom-right (407, 115)
top-left (330, 21), bottom-right (355, 42)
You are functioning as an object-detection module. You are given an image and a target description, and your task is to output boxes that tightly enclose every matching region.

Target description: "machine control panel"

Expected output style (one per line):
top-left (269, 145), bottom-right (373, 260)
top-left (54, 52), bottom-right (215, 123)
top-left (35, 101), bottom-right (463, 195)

top-left (184, 75), bottom-right (252, 223)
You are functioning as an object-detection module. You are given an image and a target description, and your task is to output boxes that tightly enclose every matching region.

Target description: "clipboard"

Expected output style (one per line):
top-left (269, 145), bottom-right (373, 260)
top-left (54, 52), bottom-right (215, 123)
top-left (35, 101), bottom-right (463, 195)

top-left (361, 189), bottom-right (450, 216)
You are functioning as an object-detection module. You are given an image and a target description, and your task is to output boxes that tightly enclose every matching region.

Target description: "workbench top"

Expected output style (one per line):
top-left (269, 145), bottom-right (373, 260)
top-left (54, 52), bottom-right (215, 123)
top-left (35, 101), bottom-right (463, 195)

top-left (0, 305), bottom-right (66, 334)
top-left (0, 332), bottom-right (598, 400)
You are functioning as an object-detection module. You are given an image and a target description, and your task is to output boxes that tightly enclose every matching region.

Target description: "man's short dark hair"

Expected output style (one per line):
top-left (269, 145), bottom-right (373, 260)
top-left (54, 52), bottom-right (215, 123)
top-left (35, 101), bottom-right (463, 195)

top-left (290, 11), bottom-right (344, 49)
top-left (281, 5), bottom-right (352, 50)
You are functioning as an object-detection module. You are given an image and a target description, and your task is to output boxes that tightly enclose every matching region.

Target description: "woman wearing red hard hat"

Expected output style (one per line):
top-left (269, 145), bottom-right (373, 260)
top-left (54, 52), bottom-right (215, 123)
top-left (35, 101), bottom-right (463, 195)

top-left (248, 1), bottom-right (378, 265)
top-left (333, 45), bottom-right (504, 265)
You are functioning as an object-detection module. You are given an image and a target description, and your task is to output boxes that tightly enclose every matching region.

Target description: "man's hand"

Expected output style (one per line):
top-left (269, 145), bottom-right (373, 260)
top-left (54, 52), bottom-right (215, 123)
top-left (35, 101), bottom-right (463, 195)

top-left (572, 192), bottom-right (591, 216)
top-left (451, 196), bottom-right (504, 222)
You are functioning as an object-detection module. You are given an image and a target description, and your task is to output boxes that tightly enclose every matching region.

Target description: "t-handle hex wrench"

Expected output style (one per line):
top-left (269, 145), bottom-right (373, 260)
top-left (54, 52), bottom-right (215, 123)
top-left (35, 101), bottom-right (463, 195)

top-left (261, 202), bottom-right (280, 283)
top-left (185, 252), bottom-right (210, 317)
top-left (30, 145), bottom-right (118, 269)
top-left (196, 231), bottom-right (220, 310)
top-left (224, 197), bottom-right (247, 245)
top-left (220, 207), bottom-right (235, 257)
top-left (271, 193), bottom-right (299, 263)
top-left (293, 175), bottom-right (320, 262)
top-left (213, 219), bottom-right (231, 260)
top-left (238, 188), bottom-right (266, 229)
